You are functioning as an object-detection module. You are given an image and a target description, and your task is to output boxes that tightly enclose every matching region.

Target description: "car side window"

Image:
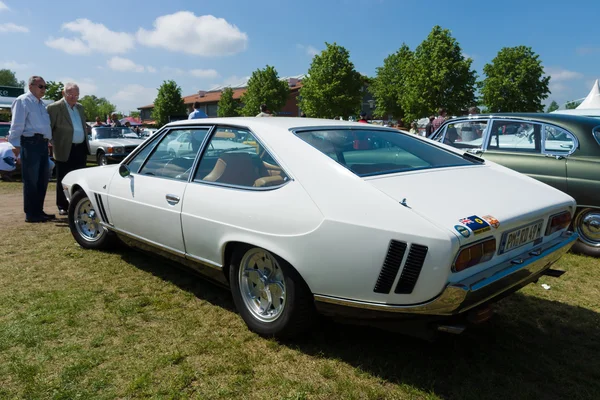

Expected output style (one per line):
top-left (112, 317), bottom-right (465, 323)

top-left (139, 128), bottom-right (209, 180)
top-left (194, 127), bottom-right (289, 188)
top-left (126, 131), bottom-right (163, 173)
top-left (486, 121), bottom-right (541, 153)
top-left (544, 125), bottom-right (575, 154)
top-left (440, 121), bottom-right (488, 149)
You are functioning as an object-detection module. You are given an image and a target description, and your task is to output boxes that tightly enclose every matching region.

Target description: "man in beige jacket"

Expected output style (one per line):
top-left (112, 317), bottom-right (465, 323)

top-left (47, 82), bottom-right (90, 215)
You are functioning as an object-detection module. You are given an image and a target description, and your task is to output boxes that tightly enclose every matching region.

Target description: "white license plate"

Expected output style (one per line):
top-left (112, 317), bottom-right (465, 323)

top-left (499, 220), bottom-right (543, 254)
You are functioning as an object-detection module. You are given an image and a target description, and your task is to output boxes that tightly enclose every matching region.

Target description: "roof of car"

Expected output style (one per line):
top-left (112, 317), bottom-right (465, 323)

top-left (164, 117), bottom-right (391, 131)
top-left (447, 112), bottom-right (600, 126)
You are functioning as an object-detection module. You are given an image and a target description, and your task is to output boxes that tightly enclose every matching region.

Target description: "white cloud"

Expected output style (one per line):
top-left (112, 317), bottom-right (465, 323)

top-left (111, 84), bottom-right (157, 113)
top-left (107, 56), bottom-right (145, 73)
top-left (147, 66), bottom-right (157, 73)
top-left (137, 12), bottom-right (248, 56)
top-left (0, 23), bottom-right (29, 33)
top-left (297, 44), bottom-right (319, 57)
top-left (46, 18), bottom-right (135, 55)
top-left (162, 66), bottom-right (185, 76)
top-left (190, 69), bottom-right (219, 79)
top-left (576, 46), bottom-right (600, 55)
top-left (58, 77), bottom-right (98, 95)
top-left (0, 60), bottom-right (32, 69)
top-left (0, 1), bottom-right (8, 12)
top-left (546, 67), bottom-right (583, 82)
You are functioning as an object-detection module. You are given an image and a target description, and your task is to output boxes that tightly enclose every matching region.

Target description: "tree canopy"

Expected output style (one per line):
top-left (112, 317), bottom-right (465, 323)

top-left (217, 87), bottom-right (240, 117)
top-left (479, 46), bottom-right (550, 112)
top-left (299, 42), bottom-right (363, 119)
top-left (546, 100), bottom-right (559, 113)
top-left (371, 44), bottom-right (413, 120)
top-left (79, 95), bottom-right (117, 122)
top-left (240, 66), bottom-right (289, 116)
top-left (151, 81), bottom-right (184, 127)
top-left (0, 69), bottom-right (25, 88)
top-left (565, 100), bottom-right (581, 110)
top-left (400, 26), bottom-right (476, 122)
top-left (43, 81), bottom-right (64, 102)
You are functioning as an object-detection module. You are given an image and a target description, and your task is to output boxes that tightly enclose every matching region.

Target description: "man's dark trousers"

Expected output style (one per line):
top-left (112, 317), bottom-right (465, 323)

top-left (56, 142), bottom-right (87, 211)
top-left (21, 134), bottom-right (50, 219)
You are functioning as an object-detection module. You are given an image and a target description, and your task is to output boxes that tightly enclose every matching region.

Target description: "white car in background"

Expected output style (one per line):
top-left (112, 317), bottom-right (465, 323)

top-left (88, 126), bottom-right (145, 165)
top-left (62, 118), bottom-right (577, 338)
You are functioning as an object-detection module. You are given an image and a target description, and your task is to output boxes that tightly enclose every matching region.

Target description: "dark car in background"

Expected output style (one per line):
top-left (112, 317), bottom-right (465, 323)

top-left (0, 122), bottom-right (10, 142)
top-left (432, 113), bottom-right (600, 257)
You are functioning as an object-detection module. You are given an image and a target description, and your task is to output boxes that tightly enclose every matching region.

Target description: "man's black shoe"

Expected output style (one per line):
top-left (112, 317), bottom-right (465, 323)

top-left (41, 212), bottom-right (56, 220)
top-left (25, 217), bottom-right (47, 223)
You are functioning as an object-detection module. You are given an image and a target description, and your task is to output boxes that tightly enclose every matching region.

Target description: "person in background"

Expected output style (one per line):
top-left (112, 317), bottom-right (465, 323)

top-left (425, 115), bottom-right (436, 137)
top-left (7, 75), bottom-right (54, 223)
top-left (409, 122), bottom-right (418, 135)
top-left (188, 101), bottom-right (208, 119)
top-left (432, 108), bottom-right (447, 132)
top-left (468, 106), bottom-right (480, 116)
top-left (47, 82), bottom-right (90, 216)
top-left (110, 113), bottom-right (122, 127)
top-left (256, 104), bottom-right (272, 117)
top-left (92, 116), bottom-right (105, 127)
top-left (358, 112), bottom-right (368, 123)
top-left (300, 112), bottom-right (307, 117)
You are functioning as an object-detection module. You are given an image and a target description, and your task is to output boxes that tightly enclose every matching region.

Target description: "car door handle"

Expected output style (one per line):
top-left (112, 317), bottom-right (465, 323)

top-left (166, 194), bottom-right (180, 205)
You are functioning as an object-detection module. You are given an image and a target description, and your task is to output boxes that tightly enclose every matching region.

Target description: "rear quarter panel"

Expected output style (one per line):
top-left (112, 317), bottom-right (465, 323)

top-left (566, 156), bottom-right (600, 207)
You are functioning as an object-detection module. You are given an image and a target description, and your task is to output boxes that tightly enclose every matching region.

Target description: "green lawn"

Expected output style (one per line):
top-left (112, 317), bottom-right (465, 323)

top-left (0, 183), bottom-right (599, 399)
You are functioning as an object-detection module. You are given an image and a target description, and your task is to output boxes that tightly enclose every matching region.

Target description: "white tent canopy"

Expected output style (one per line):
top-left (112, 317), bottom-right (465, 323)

top-left (577, 79), bottom-right (600, 109)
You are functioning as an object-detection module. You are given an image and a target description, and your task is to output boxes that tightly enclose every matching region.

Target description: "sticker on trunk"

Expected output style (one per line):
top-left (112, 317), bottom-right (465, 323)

top-left (482, 215), bottom-right (500, 229)
top-left (458, 215), bottom-right (491, 235)
top-left (454, 225), bottom-right (471, 238)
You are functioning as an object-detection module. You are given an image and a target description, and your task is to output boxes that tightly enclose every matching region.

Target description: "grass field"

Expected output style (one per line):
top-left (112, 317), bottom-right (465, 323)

top-left (0, 182), bottom-right (599, 399)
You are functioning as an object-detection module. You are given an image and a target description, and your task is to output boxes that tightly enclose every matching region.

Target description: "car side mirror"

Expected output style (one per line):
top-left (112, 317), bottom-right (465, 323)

top-left (119, 164), bottom-right (131, 178)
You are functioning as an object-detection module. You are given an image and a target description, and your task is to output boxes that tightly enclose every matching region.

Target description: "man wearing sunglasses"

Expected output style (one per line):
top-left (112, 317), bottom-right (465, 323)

top-left (8, 76), bottom-right (54, 223)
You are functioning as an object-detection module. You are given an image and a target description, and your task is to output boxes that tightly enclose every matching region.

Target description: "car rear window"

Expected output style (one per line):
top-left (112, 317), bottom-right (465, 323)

top-left (295, 128), bottom-right (476, 177)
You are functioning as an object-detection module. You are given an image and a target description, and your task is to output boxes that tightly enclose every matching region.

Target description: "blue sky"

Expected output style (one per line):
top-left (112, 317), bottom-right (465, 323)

top-left (2, 0), bottom-right (599, 114)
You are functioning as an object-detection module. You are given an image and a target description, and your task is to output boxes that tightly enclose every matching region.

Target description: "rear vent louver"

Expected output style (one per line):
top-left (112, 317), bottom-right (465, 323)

top-left (373, 240), bottom-right (407, 294)
top-left (395, 244), bottom-right (428, 294)
top-left (94, 193), bottom-right (110, 224)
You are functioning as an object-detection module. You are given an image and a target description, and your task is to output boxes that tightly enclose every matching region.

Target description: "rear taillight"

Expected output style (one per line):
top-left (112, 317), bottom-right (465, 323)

top-left (453, 237), bottom-right (496, 272)
top-left (545, 211), bottom-right (571, 236)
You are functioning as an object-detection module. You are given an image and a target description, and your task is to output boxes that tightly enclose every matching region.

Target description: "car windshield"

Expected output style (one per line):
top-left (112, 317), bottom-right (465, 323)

top-left (296, 128), bottom-right (476, 176)
top-left (94, 127), bottom-right (138, 139)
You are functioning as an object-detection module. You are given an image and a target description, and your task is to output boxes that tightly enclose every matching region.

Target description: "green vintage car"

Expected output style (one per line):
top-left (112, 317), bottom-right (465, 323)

top-left (432, 113), bottom-right (600, 257)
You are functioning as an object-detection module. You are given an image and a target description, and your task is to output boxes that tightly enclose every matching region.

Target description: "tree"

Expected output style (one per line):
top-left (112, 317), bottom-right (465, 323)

top-left (565, 100), bottom-right (581, 110)
top-left (151, 80), bottom-right (184, 127)
top-left (240, 66), bottom-right (289, 116)
top-left (0, 69), bottom-right (24, 87)
top-left (546, 100), bottom-right (559, 113)
top-left (371, 44), bottom-right (413, 120)
top-left (401, 26), bottom-right (476, 122)
top-left (299, 42), bottom-right (363, 119)
top-left (479, 46), bottom-right (550, 113)
top-left (129, 111), bottom-right (140, 119)
top-left (79, 95), bottom-right (117, 122)
top-left (217, 87), bottom-right (240, 117)
top-left (44, 81), bottom-right (64, 101)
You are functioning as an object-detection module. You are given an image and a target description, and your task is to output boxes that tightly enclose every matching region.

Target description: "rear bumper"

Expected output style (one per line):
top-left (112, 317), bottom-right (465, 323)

top-left (315, 231), bottom-right (577, 317)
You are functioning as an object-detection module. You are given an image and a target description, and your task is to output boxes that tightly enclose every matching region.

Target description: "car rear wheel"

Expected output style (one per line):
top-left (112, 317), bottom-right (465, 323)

top-left (97, 151), bottom-right (107, 166)
top-left (229, 246), bottom-right (315, 338)
top-left (68, 190), bottom-right (116, 250)
top-left (571, 208), bottom-right (600, 257)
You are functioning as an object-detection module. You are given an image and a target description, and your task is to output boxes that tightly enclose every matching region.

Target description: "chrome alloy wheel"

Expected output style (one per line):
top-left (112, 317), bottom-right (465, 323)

top-left (74, 197), bottom-right (105, 242)
top-left (239, 248), bottom-right (286, 323)
top-left (574, 208), bottom-right (600, 248)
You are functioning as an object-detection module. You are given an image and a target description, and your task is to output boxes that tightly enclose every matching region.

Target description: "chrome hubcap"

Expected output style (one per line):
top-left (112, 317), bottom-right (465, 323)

top-left (239, 249), bottom-right (286, 322)
top-left (74, 198), bottom-right (105, 242)
top-left (575, 208), bottom-right (600, 247)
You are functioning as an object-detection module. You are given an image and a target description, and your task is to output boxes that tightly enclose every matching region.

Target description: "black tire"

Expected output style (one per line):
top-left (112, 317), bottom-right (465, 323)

top-left (571, 208), bottom-right (600, 257)
top-left (97, 151), bottom-right (108, 166)
top-left (68, 190), bottom-right (116, 250)
top-left (229, 246), bottom-right (315, 338)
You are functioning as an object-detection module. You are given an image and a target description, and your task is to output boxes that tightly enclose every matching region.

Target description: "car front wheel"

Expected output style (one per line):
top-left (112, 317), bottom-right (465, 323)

top-left (97, 151), bottom-right (107, 166)
top-left (571, 208), bottom-right (600, 257)
top-left (230, 246), bottom-right (315, 338)
top-left (68, 190), bottom-right (116, 250)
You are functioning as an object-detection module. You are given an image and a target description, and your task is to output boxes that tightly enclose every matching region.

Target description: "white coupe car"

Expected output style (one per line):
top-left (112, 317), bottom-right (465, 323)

top-left (62, 117), bottom-right (578, 338)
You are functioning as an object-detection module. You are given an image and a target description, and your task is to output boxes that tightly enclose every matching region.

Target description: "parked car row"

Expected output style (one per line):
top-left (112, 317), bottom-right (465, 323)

top-left (62, 117), bottom-right (577, 338)
top-left (432, 113), bottom-right (600, 257)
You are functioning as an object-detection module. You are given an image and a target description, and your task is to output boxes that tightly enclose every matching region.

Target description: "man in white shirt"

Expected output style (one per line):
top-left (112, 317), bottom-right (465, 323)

top-left (256, 104), bottom-right (272, 117)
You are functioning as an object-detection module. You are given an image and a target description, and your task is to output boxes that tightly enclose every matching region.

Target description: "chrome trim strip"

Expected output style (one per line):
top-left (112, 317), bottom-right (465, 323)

top-left (185, 253), bottom-right (222, 270)
top-left (314, 232), bottom-right (578, 315)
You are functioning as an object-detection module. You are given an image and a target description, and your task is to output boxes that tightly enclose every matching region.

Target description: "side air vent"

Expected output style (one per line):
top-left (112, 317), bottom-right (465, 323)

top-left (94, 193), bottom-right (110, 224)
top-left (373, 240), bottom-right (407, 294)
top-left (395, 244), bottom-right (428, 294)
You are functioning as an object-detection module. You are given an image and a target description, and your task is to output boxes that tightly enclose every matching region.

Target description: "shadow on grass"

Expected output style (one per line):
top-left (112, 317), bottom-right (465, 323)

top-left (116, 248), bottom-right (600, 400)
